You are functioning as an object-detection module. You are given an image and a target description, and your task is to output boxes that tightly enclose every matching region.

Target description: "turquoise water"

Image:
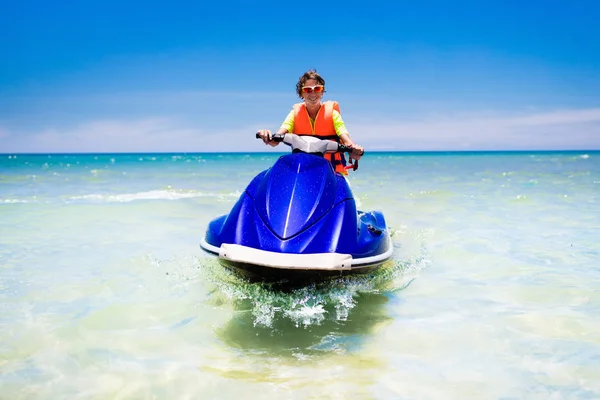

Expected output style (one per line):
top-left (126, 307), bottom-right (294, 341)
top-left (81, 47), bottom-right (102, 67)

top-left (1, 151), bottom-right (599, 398)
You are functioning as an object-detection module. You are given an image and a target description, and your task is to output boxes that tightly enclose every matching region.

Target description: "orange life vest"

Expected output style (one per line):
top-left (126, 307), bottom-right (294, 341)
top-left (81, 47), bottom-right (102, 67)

top-left (293, 100), bottom-right (348, 175)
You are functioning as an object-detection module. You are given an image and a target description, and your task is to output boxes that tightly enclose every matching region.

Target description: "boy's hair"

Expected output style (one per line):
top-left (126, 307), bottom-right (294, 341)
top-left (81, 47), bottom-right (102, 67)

top-left (296, 69), bottom-right (326, 99)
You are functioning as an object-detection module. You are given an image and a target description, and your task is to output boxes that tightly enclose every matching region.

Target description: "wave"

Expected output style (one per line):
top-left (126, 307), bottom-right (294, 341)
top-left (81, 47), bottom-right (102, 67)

top-left (2, 199), bottom-right (30, 204)
top-left (70, 189), bottom-right (242, 203)
top-left (1, 189), bottom-right (242, 204)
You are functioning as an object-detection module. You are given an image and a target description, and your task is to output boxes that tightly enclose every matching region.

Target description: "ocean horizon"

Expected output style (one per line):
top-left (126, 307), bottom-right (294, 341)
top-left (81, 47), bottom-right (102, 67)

top-left (3, 149), bottom-right (599, 155)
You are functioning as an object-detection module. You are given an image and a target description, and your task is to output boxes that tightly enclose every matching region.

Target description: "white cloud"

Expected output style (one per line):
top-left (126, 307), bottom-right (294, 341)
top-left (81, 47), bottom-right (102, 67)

top-left (506, 109), bottom-right (600, 126)
top-left (2, 108), bottom-right (599, 153)
top-left (351, 108), bottom-right (600, 150)
top-left (0, 118), bottom-right (279, 153)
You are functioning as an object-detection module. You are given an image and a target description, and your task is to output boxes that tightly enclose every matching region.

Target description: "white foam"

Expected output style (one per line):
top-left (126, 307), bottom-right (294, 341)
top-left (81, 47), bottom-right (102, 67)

top-left (2, 199), bottom-right (29, 204)
top-left (70, 189), bottom-right (241, 203)
top-left (284, 304), bottom-right (327, 327)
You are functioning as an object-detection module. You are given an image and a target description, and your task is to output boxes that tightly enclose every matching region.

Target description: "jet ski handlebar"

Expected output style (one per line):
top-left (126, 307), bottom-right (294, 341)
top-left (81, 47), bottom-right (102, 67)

top-left (255, 133), bottom-right (286, 142)
top-left (256, 132), bottom-right (363, 171)
top-left (255, 133), bottom-right (363, 155)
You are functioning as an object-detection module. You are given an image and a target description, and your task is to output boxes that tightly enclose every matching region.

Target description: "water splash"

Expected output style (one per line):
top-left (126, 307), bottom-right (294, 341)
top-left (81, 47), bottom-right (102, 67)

top-left (198, 253), bottom-right (427, 329)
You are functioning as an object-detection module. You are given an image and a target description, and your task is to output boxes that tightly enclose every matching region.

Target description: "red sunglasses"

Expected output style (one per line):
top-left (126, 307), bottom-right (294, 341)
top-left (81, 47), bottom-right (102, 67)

top-left (301, 85), bottom-right (324, 94)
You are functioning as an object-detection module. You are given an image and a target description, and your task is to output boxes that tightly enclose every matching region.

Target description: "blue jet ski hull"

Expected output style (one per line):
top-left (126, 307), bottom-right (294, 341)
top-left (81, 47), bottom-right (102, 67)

top-left (200, 152), bottom-right (393, 282)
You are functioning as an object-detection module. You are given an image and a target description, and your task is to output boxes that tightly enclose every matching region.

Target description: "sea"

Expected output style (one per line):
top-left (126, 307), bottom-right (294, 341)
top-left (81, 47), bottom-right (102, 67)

top-left (1, 151), bottom-right (599, 399)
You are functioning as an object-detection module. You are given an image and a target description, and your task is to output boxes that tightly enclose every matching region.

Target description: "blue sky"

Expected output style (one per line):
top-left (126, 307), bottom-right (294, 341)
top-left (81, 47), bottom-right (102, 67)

top-left (1, 0), bottom-right (599, 152)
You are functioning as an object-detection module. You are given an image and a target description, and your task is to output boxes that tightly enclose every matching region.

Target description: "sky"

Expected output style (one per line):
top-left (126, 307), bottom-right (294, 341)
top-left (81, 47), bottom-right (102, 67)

top-left (1, 0), bottom-right (599, 153)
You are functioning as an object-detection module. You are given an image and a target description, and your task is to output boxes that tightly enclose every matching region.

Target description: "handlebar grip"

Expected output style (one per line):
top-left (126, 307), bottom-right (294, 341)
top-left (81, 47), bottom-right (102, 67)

top-left (256, 132), bottom-right (285, 142)
top-left (338, 144), bottom-right (365, 156)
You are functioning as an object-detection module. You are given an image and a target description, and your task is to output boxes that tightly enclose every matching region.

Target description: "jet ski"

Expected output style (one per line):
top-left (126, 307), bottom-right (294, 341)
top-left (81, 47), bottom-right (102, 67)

top-left (200, 133), bottom-right (393, 282)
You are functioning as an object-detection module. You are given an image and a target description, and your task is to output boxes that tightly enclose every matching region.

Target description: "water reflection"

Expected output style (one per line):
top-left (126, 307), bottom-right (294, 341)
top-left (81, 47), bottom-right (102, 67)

top-left (199, 254), bottom-right (422, 357)
top-left (216, 291), bottom-right (394, 356)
